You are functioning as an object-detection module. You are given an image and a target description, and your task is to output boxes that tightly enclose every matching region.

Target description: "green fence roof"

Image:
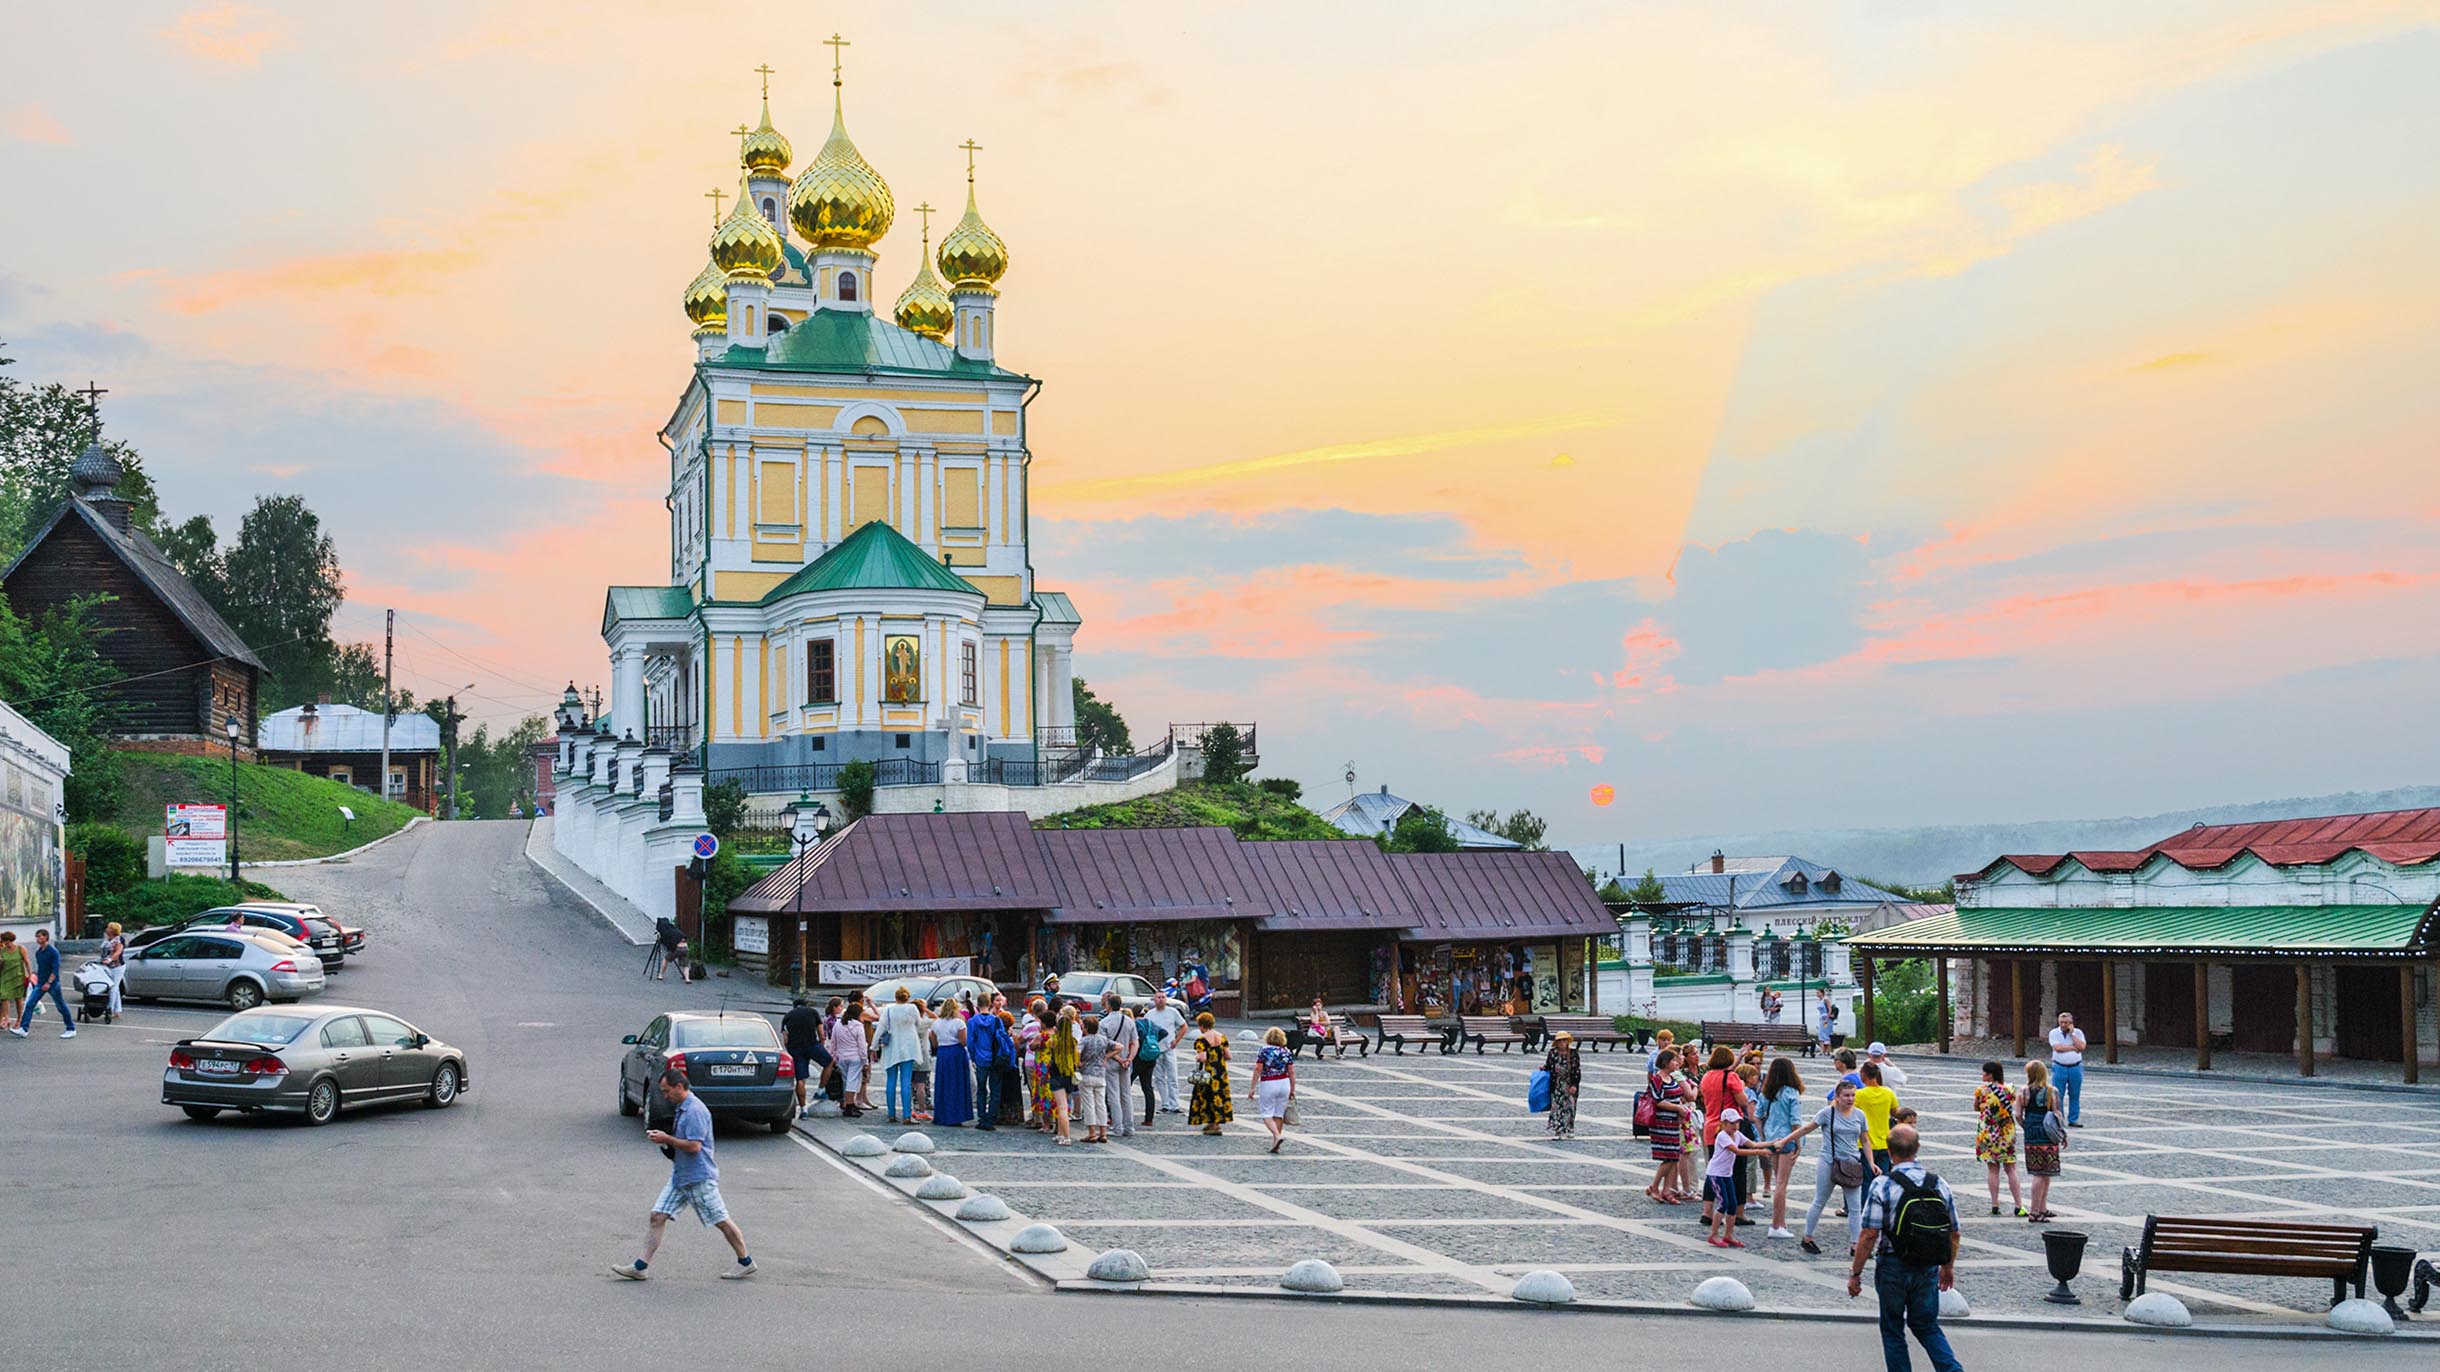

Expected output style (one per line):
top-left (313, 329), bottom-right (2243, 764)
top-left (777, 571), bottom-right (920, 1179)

top-left (1846, 904), bottom-right (2436, 959)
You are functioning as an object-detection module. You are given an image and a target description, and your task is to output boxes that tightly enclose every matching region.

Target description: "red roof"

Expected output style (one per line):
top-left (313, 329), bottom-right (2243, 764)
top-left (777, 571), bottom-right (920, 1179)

top-left (1238, 840), bottom-right (1421, 932)
top-left (1973, 805), bottom-right (2440, 882)
top-left (1038, 827), bottom-right (1262, 925)
top-left (729, 812), bottom-right (1060, 913)
top-left (1388, 850), bottom-right (1619, 941)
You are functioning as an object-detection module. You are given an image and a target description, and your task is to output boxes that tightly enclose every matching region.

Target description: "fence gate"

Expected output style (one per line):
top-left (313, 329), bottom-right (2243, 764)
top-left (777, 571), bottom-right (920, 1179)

top-left (674, 864), bottom-right (702, 946)
top-left (64, 852), bottom-right (85, 935)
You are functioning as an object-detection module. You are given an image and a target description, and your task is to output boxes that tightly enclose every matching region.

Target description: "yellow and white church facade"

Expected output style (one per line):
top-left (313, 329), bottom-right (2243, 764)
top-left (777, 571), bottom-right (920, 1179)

top-left (599, 54), bottom-right (1079, 785)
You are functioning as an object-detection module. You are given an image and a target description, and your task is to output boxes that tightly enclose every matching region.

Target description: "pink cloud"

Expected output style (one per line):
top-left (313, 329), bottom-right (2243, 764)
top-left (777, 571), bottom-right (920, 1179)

top-left (158, 3), bottom-right (290, 68)
top-left (3, 102), bottom-right (69, 146)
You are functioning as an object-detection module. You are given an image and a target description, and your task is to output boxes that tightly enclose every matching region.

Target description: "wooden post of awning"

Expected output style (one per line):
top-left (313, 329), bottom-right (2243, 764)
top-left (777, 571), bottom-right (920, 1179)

top-left (2295, 963), bottom-right (2315, 1078)
top-left (2009, 960), bottom-right (2025, 1059)
top-left (1936, 956), bottom-right (1951, 1055)
top-left (2404, 964), bottom-right (2420, 1086)
top-left (2193, 960), bottom-right (2210, 1072)
top-left (2100, 958), bottom-right (2118, 1065)
top-left (1859, 956), bottom-right (1876, 1047)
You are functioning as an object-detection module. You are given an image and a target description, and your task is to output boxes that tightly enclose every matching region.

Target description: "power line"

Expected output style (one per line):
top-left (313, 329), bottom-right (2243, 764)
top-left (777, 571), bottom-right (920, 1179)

top-left (395, 620), bottom-right (562, 697)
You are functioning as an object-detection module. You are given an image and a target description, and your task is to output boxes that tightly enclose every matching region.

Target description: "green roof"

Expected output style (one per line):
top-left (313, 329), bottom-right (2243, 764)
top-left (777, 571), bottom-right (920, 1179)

top-left (755, 520), bottom-right (982, 601)
top-left (1847, 904), bottom-right (2436, 959)
top-left (1032, 589), bottom-right (1081, 625)
top-left (713, 309), bottom-right (1022, 380)
top-left (603, 585), bottom-right (694, 632)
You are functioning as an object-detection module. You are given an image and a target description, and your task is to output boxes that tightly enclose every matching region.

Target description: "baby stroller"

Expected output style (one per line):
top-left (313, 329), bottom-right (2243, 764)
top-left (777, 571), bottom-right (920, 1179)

top-left (73, 960), bottom-right (115, 1024)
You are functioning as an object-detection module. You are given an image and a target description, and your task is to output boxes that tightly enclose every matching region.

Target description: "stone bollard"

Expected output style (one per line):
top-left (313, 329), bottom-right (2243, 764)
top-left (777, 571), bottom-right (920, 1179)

top-left (892, 1131), bottom-right (936, 1154)
top-left (914, 1174), bottom-right (967, 1201)
top-left (1690, 1276), bottom-right (1755, 1311)
top-left (883, 1154), bottom-right (933, 1179)
top-left (2326, 1298), bottom-right (2394, 1335)
top-left (1011, 1224), bottom-right (1069, 1254)
top-left (954, 1194), bottom-right (1012, 1222)
top-left (2123, 1292), bottom-right (2190, 1328)
top-left (1511, 1271), bottom-right (1575, 1305)
top-left (1281, 1259), bottom-right (1343, 1293)
top-left (841, 1133), bottom-right (887, 1157)
top-left (1087, 1249), bottom-right (1152, 1283)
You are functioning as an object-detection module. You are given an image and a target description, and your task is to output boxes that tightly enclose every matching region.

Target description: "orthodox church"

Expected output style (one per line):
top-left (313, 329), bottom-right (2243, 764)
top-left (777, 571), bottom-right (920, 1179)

top-left (601, 47), bottom-right (1080, 779)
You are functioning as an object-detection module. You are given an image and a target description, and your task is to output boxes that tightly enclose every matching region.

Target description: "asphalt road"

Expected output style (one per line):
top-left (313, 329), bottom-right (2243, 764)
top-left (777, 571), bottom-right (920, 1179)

top-left (3, 820), bottom-right (2421, 1370)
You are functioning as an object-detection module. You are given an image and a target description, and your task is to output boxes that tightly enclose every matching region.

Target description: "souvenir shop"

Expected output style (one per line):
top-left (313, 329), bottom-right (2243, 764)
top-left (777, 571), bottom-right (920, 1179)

top-left (818, 908), bottom-right (1033, 984)
top-left (1037, 917), bottom-right (1248, 1013)
top-left (1396, 939), bottom-right (1592, 1016)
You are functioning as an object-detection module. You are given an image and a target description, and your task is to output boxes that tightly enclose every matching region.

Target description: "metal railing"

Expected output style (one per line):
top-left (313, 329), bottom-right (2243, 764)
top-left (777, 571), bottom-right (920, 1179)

top-left (1169, 722), bottom-right (1259, 757)
top-left (647, 725), bottom-right (697, 754)
top-left (708, 758), bottom-right (942, 796)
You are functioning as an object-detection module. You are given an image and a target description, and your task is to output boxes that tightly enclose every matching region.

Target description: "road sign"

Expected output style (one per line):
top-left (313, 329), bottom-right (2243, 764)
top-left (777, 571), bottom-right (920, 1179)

top-left (691, 832), bottom-right (719, 860)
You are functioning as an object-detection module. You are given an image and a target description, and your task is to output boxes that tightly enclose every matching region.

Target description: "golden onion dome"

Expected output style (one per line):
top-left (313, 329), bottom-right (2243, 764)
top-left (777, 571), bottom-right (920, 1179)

top-left (684, 257), bottom-right (728, 330)
top-left (740, 91), bottom-right (792, 179)
top-left (894, 219), bottom-right (954, 340)
top-left (937, 181), bottom-right (1008, 288)
top-left (710, 172), bottom-right (784, 279)
top-left (788, 94), bottom-right (894, 250)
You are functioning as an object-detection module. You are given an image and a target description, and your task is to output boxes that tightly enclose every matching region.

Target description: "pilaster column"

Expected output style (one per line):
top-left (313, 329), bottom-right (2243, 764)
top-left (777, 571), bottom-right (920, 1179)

top-left (612, 647), bottom-right (646, 743)
top-left (1726, 929), bottom-right (1756, 983)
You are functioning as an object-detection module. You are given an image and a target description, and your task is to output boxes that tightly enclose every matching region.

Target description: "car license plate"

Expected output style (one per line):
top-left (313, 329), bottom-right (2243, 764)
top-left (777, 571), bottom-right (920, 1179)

top-left (706, 1064), bottom-right (754, 1078)
top-left (197, 1060), bottom-right (240, 1075)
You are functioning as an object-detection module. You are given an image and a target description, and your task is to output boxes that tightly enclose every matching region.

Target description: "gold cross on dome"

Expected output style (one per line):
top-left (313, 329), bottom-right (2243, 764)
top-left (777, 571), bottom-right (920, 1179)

top-left (754, 63), bottom-right (775, 98)
top-left (959, 139), bottom-right (982, 183)
top-left (915, 202), bottom-right (936, 244)
top-left (706, 186), bottom-right (727, 224)
top-left (823, 33), bottom-right (850, 87)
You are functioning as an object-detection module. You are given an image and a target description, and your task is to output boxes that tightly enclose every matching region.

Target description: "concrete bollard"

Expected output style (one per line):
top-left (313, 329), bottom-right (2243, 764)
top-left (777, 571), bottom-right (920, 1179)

top-left (1011, 1224), bottom-right (1068, 1254)
top-left (883, 1154), bottom-right (933, 1179)
top-left (1690, 1276), bottom-right (1755, 1311)
top-left (1511, 1271), bottom-right (1575, 1305)
top-left (914, 1174), bottom-right (967, 1201)
top-left (1087, 1249), bottom-right (1152, 1283)
top-left (2326, 1298), bottom-right (2394, 1335)
top-left (954, 1194), bottom-right (1012, 1222)
top-left (841, 1133), bottom-right (888, 1157)
top-left (1281, 1259), bottom-right (1343, 1294)
top-left (2123, 1292), bottom-right (2190, 1328)
top-left (892, 1131), bottom-right (936, 1154)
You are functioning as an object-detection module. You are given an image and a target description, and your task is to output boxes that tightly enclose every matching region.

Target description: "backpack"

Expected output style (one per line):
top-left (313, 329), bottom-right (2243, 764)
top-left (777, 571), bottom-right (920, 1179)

top-left (1885, 1171), bottom-right (1955, 1266)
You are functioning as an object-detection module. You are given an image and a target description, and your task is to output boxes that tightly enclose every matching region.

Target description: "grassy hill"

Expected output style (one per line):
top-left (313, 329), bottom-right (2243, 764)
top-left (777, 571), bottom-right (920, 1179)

top-left (1039, 781), bottom-right (1346, 841)
top-left (111, 751), bottom-right (425, 862)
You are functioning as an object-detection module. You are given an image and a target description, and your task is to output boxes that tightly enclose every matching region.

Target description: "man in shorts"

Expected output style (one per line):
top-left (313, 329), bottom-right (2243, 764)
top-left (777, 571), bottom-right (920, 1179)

top-left (781, 995), bottom-right (827, 1118)
top-left (613, 1067), bottom-right (756, 1280)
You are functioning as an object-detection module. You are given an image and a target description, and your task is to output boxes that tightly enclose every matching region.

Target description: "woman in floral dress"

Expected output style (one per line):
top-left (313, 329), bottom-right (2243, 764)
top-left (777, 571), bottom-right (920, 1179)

top-left (1188, 1012), bottom-right (1234, 1134)
top-left (1541, 1031), bottom-right (1582, 1140)
top-left (1974, 1059), bottom-right (2026, 1217)
top-left (1644, 1046), bottom-right (1690, 1202)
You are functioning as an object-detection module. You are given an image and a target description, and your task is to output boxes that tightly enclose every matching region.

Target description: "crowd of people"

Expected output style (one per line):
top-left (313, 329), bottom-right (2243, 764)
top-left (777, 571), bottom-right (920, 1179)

top-left (777, 983), bottom-right (1299, 1148)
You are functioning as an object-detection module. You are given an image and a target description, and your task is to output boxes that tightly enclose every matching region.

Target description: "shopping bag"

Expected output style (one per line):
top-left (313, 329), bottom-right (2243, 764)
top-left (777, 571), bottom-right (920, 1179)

top-left (1528, 1070), bottom-right (1552, 1113)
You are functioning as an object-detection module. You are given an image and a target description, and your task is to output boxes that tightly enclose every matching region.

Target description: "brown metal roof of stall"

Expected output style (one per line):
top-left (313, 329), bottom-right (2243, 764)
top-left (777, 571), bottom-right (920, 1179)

top-left (1038, 826), bottom-right (1263, 925)
top-left (727, 811), bottom-right (1060, 914)
top-left (1238, 840), bottom-right (1421, 932)
top-left (1389, 850), bottom-right (1621, 942)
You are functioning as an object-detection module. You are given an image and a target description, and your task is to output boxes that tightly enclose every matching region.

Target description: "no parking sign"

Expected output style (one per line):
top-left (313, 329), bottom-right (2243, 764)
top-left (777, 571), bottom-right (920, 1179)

top-left (692, 832), bottom-right (719, 860)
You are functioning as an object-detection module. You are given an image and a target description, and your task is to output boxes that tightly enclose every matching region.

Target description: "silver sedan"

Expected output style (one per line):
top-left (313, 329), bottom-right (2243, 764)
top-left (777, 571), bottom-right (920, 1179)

top-left (163, 1006), bottom-right (471, 1126)
top-left (122, 931), bottom-right (325, 1010)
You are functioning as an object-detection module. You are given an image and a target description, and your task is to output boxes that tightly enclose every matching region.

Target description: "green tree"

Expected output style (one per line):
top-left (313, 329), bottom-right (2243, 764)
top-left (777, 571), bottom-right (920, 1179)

top-left (1465, 807), bottom-right (1550, 850)
top-left (1256, 777), bottom-right (1302, 803)
top-left (0, 346), bottom-right (164, 560)
top-left (1626, 867), bottom-right (1668, 904)
top-left (0, 591), bottom-right (126, 820)
top-left (1868, 957), bottom-right (1943, 1046)
top-left (1072, 677), bottom-right (1132, 756)
top-left (702, 777), bottom-right (751, 836)
top-left (1199, 721), bottom-right (1248, 785)
top-left (836, 759), bottom-right (877, 821)
top-left (451, 714), bottom-right (548, 818)
top-left (219, 494), bottom-right (345, 711)
top-left (1855, 874), bottom-right (1956, 904)
top-left (1383, 808), bottom-right (1460, 853)
top-left (326, 642), bottom-right (387, 711)
top-left (152, 513), bottom-right (227, 604)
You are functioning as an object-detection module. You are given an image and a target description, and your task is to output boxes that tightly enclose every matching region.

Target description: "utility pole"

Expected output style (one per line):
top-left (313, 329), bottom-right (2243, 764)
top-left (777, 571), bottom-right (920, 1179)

top-left (379, 609), bottom-right (394, 808)
top-left (586, 685), bottom-right (603, 721)
top-left (443, 693), bottom-right (465, 820)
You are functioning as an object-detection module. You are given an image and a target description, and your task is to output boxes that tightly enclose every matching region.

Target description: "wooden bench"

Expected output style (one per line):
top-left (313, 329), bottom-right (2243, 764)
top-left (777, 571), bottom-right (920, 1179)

top-left (1699, 1020), bottom-right (1818, 1056)
top-left (1538, 1014), bottom-right (1636, 1052)
top-left (2119, 1215), bottom-right (2375, 1306)
top-left (1455, 1014), bottom-right (1533, 1054)
top-left (1374, 1014), bottom-right (1449, 1055)
top-left (1287, 1017), bottom-right (1371, 1060)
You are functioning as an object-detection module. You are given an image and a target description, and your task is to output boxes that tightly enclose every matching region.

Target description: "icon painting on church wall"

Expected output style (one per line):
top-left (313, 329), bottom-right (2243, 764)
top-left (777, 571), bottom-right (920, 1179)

top-left (883, 634), bottom-right (921, 703)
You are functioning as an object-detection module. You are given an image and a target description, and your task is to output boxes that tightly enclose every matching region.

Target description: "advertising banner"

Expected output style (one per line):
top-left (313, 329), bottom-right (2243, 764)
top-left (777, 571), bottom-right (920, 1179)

top-left (732, 915), bottom-right (769, 955)
top-left (165, 803), bottom-right (228, 870)
top-left (817, 956), bottom-right (971, 984)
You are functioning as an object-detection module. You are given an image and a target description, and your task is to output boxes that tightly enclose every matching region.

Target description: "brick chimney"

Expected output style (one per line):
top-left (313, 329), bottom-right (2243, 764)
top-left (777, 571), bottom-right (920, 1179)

top-left (1710, 849), bottom-right (1726, 874)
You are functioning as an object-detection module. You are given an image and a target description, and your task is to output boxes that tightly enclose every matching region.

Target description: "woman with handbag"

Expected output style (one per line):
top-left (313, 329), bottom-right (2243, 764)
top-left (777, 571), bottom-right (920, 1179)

top-left (1188, 1012), bottom-right (1234, 1135)
top-left (1975, 1059), bottom-right (2026, 1217)
top-left (1541, 1031), bottom-right (1582, 1140)
top-left (2019, 1059), bottom-right (2065, 1222)
top-left (1250, 1027), bottom-right (1296, 1152)
top-left (1782, 1078), bottom-right (1874, 1254)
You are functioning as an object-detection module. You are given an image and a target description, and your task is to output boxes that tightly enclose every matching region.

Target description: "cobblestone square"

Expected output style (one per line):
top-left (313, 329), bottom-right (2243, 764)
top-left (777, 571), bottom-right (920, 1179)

top-left (817, 1040), bottom-right (2440, 1323)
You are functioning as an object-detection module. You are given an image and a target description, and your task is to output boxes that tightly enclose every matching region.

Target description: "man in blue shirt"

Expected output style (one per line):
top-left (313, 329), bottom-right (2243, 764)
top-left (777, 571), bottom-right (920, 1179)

top-left (9, 929), bottom-right (74, 1039)
top-left (614, 1067), bottom-right (754, 1280)
top-left (1848, 1124), bottom-right (1962, 1372)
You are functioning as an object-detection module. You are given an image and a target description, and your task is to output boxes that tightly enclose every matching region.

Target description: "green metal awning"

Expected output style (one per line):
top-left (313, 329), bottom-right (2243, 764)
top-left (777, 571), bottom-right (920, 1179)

top-left (1846, 904), bottom-right (2438, 960)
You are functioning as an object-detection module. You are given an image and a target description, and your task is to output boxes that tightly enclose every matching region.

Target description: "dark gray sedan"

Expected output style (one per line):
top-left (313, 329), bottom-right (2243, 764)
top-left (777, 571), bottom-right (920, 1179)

top-left (163, 1006), bottom-right (470, 1126)
top-left (617, 1012), bottom-right (795, 1133)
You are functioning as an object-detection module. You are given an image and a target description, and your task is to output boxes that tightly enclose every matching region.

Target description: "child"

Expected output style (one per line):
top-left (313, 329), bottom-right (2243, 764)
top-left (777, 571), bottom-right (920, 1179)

top-left (1705, 1108), bottom-right (1774, 1248)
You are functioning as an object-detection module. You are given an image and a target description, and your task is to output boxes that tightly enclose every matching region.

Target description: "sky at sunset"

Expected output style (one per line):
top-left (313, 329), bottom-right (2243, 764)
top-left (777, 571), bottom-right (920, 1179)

top-left (4, 2), bottom-right (2436, 850)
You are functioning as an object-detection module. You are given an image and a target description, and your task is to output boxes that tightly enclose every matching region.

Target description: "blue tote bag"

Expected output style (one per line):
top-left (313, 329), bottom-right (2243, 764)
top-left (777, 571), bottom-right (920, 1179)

top-left (1528, 1070), bottom-right (1552, 1113)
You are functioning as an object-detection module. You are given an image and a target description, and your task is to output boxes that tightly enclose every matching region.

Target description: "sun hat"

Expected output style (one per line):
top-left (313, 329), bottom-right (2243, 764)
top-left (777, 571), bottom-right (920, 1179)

top-left (1867, 1041), bottom-right (1888, 1056)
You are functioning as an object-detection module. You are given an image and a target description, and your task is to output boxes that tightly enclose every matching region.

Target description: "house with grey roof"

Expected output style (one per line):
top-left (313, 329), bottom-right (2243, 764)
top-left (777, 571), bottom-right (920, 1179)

top-left (259, 702), bottom-right (443, 814)
top-left (1644, 852), bottom-right (1909, 934)
top-left (1318, 786), bottom-right (1522, 851)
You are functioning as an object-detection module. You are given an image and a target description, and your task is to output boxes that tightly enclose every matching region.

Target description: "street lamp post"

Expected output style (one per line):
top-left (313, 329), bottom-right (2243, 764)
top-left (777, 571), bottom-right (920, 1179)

top-left (779, 792), bottom-right (833, 992)
top-left (224, 713), bottom-right (242, 885)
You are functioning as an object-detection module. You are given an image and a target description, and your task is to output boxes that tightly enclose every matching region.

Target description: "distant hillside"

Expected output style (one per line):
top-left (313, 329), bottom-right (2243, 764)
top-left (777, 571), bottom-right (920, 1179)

top-left (1571, 784), bottom-right (2440, 889)
top-left (111, 752), bottom-right (424, 862)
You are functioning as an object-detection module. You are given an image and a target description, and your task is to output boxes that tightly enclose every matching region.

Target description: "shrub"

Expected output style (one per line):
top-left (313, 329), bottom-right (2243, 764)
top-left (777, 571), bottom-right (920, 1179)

top-left (1869, 958), bottom-right (1943, 1046)
top-left (70, 822), bottom-right (146, 897)
top-left (1256, 777), bottom-right (1302, 802)
top-left (702, 777), bottom-right (750, 836)
top-left (1614, 1014), bottom-right (1704, 1046)
top-left (836, 760), bottom-right (876, 821)
top-left (86, 873), bottom-right (287, 931)
top-left (1199, 723), bottom-right (1248, 785)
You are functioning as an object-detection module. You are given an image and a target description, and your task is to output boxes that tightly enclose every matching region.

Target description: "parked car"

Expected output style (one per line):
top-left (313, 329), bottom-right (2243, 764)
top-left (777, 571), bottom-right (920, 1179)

top-left (243, 901), bottom-right (366, 959)
top-left (162, 1005), bottom-right (469, 1125)
top-left (122, 932), bottom-right (325, 1010)
top-left (617, 1012), bottom-right (795, 1133)
top-left (1034, 971), bottom-right (1161, 1014)
top-left (157, 907), bottom-right (344, 969)
top-left (861, 974), bottom-right (999, 1010)
top-left (127, 921), bottom-right (308, 957)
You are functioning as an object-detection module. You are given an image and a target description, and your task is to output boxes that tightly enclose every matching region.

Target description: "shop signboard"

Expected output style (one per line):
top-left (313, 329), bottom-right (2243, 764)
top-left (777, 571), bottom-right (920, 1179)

top-left (818, 956), bottom-right (972, 984)
top-left (732, 914), bottom-right (769, 955)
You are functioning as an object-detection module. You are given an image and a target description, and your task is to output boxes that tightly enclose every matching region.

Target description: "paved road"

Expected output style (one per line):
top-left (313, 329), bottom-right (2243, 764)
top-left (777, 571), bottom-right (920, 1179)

top-left (3, 821), bottom-right (2422, 1370)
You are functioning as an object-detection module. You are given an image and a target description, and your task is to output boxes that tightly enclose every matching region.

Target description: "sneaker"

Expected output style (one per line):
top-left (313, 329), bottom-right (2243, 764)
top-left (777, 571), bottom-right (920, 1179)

top-left (721, 1259), bottom-right (758, 1279)
top-left (1768, 1227), bottom-right (1794, 1239)
top-left (60, 1029), bottom-right (75, 1039)
top-left (1800, 1238), bottom-right (1822, 1255)
top-left (612, 1263), bottom-right (648, 1281)
top-left (6, 1027), bottom-right (24, 1038)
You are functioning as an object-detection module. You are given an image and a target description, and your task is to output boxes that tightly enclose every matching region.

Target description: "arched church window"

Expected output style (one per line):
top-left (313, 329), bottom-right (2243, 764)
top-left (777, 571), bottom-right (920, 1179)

top-left (838, 272), bottom-right (859, 302)
top-left (760, 197), bottom-right (778, 225)
top-left (767, 314), bottom-right (790, 336)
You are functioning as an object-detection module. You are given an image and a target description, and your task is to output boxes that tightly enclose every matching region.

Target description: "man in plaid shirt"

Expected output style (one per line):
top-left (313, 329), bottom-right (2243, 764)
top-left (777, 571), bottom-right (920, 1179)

top-left (1848, 1124), bottom-right (1963, 1372)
